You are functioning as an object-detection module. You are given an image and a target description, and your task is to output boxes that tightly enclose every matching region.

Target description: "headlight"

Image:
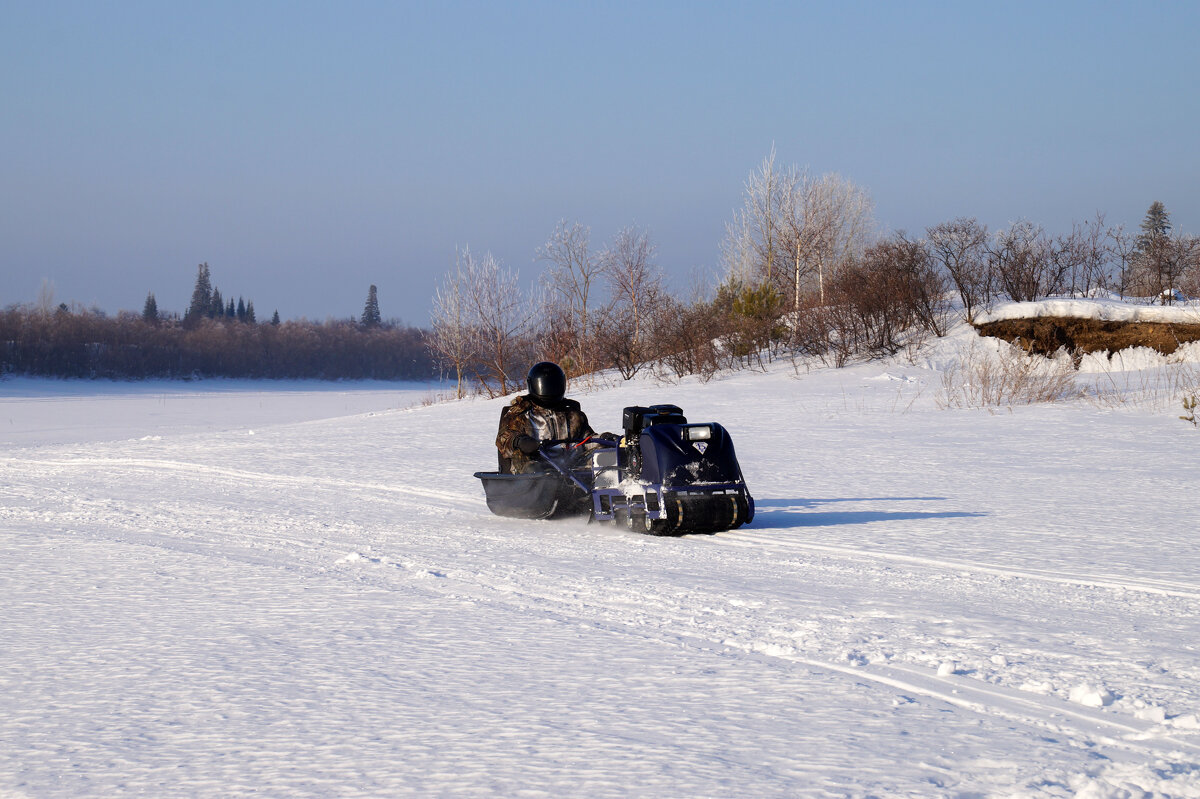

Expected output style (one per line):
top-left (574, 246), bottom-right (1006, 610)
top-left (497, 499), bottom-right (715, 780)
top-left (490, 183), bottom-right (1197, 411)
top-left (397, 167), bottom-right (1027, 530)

top-left (684, 425), bottom-right (712, 441)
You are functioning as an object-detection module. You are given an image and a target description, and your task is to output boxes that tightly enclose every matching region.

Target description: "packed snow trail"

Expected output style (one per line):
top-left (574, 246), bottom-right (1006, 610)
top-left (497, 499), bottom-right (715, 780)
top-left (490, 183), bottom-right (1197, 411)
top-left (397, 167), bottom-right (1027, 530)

top-left (3, 366), bottom-right (1200, 797)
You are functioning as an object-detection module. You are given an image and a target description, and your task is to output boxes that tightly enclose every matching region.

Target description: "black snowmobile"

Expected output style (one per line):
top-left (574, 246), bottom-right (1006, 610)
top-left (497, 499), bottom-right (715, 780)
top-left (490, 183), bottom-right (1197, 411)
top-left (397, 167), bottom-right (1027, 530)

top-left (474, 404), bottom-right (754, 535)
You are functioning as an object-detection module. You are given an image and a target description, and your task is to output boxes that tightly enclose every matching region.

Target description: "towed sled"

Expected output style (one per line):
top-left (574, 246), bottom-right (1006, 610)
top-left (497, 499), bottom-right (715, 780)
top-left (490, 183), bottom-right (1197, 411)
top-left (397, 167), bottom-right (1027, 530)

top-left (474, 404), bottom-right (754, 535)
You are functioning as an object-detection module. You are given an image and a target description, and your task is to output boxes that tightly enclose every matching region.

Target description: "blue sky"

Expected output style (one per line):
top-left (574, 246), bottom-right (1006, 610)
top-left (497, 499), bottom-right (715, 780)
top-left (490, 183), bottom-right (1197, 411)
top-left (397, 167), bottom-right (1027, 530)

top-left (2, 0), bottom-right (1197, 324)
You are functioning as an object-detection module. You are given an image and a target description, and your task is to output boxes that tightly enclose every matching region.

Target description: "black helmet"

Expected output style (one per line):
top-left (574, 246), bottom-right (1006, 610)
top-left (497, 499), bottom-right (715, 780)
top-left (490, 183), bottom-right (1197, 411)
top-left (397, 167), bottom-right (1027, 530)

top-left (527, 361), bottom-right (566, 407)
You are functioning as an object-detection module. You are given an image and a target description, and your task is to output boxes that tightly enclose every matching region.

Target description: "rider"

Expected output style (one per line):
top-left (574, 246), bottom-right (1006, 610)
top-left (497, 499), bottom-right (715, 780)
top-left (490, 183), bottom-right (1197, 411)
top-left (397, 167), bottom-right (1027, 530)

top-left (496, 362), bottom-right (610, 473)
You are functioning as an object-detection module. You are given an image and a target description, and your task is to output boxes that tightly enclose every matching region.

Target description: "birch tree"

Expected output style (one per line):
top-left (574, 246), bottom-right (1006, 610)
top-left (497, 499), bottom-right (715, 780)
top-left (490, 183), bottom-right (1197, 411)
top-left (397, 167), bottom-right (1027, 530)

top-left (464, 249), bottom-right (534, 395)
top-left (726, 152), bottom-right (873, 310)
top-left (722, 148), bottom-right (786, 287)
top-left (430, 252), bottom-right (476, 398)
top-left (595, 225), bottom-right (664, 379)
top-left (538, 220), bottom-right (604, 373)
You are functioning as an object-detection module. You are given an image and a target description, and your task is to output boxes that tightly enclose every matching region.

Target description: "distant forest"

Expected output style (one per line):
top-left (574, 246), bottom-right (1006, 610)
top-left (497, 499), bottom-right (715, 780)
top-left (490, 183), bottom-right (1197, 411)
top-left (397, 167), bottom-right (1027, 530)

top-left (1, 266), bottom-right (435, 380)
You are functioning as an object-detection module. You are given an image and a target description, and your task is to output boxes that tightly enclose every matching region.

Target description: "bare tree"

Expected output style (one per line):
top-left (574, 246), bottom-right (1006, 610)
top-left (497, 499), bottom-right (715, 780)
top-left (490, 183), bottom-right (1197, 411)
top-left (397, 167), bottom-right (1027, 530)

top-left (725, 153), bottom-right (873, 311)
top-left (887, 232), bottom-right (953, 337)
top-left (927, 217), bottom-right (991, 322)
top-left (777, 166), bottom-right (819, 310)
top-left (1046, 216), bottom-right (1110, 300)
top-left (538, 220), bottom-right (604, 373)
top-left (429, 251), bottom-right (477, 398)
top-left (1106, 224), bottom-right (1137, 299)
top-left (597, 225), bottom-right (664, 377)
top-left (463, 249), bottom-right (535, 396)
top-left (800, 173), bottom-right (874, 305)
top-left (1133, 233), bottom-right (1200, 304)
top-left (36, 278), bottom-right (56, 316)
top-left (1067, 214), bottom-right (1111, 297)
top-left (989, 221), bottom-right (1057, 302)
top-left (1179, 237), bottom-right (1200, 299)
top-left (724, 148), bottom-right (786, 286)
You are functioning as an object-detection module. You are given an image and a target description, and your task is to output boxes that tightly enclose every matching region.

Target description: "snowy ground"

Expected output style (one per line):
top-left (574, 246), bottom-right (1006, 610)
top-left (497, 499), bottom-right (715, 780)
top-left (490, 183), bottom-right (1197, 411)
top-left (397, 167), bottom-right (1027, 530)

top-left (3, 336), bottom-right (1200, 798)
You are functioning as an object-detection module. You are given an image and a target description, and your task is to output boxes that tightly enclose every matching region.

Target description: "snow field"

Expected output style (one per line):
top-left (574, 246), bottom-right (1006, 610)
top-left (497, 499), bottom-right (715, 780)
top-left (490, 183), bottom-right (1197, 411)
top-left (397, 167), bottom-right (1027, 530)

top-left (2, 342), bottom-right (1200, 796)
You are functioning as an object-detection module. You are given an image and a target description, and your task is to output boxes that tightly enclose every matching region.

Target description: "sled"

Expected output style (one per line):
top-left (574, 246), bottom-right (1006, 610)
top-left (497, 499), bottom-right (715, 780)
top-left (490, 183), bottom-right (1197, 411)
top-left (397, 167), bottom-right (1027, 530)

top-left (474, 404), bottom-right (755, 535)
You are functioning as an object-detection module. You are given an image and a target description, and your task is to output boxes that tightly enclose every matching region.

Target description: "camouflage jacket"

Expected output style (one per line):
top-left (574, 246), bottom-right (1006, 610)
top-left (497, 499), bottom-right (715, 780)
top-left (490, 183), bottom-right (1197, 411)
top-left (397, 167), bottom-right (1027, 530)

top-left (495, 394), bottom-right (595, 473)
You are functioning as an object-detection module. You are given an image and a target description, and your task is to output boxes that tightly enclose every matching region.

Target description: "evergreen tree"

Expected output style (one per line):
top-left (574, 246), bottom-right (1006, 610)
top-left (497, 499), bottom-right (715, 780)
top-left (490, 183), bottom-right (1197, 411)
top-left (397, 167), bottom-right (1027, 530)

top-left (1134, 201), bottom-right (1183, 303)
top-left (142, 292), bottom-right (159, 324)
top-left (245, 301), bottom-right (256, 324)
top-left (187, 263), bottom-right (213, 320)
top-left (210, 288), bottom-right (225, 318)
top-left (1139, 201), bottom-right (1172, 247)
top-left (236, 297), bottom-right (246, 321)
top-left (362, 284), bottom-right (382, 328)
top-left (227, 297), bottom-right (236, 318)
top-left (271, 309), bottom-right (280, 325)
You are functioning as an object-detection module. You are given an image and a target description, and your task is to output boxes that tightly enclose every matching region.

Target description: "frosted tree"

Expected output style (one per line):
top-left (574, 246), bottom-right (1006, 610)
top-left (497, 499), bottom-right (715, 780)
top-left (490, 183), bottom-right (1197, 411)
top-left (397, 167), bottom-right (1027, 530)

top-left (601, 225), bottom-right (662, 350)
top-left (597, 225), bottom-right (664, 378)
top-left (430, 252), bottom-right (478, 398)
top-left (464, 250), bottom-right (534, 395)
top-left (538, 221), bottom-right (604, 373)
top-left (725, 152), bottom-right (872, 309)
top-left (780, 171), bottom-right (873, 306)
top-left (722, 148), bottom-right (786, 288)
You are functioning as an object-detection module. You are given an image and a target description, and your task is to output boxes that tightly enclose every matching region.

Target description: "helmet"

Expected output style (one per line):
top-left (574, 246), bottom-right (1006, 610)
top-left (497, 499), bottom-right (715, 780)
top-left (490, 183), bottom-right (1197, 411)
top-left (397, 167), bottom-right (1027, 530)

top-left (527, 361), bottom-right (566, 407)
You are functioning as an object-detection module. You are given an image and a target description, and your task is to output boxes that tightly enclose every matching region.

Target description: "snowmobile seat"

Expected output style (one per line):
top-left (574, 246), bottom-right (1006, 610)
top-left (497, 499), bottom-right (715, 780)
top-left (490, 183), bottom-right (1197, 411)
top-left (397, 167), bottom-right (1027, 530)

top-left (622, 404), bottom-right (687, 438)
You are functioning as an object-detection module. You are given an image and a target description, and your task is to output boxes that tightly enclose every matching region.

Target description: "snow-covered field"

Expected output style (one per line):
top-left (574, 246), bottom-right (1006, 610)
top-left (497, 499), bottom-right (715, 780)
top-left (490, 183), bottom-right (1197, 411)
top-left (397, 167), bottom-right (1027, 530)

top-left (3, 333), bottom-right (1200, 797)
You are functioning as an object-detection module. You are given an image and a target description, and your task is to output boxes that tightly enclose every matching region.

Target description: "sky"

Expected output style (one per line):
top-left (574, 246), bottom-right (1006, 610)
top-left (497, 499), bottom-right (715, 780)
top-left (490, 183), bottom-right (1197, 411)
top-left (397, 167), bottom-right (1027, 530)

top-left (2, 0), bottom-right (1198, 325)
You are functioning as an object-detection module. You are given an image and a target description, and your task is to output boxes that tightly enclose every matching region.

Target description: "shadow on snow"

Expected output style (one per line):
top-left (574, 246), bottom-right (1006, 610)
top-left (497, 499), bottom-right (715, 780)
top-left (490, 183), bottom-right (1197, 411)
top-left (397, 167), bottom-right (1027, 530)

top-left (753, 497), bottom-right (986, 529)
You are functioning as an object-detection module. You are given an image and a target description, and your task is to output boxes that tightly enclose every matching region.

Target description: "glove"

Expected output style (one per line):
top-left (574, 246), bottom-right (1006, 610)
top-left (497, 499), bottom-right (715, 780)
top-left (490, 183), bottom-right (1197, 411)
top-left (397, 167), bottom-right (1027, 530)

top-left (516, 435), bottom-right (540, 455)
top-left (598, 432), bottom-right (619, 443)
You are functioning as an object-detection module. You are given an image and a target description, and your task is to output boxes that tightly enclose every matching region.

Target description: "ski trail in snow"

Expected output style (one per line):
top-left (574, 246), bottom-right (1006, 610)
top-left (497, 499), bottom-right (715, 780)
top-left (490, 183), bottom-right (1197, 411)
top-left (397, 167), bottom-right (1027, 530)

top-left (0, 455), bottom-right (480, 507)
top-left (317, 530), bottom-right (1200, 769)
top-left (710, 531), bottom-right (1200, 599)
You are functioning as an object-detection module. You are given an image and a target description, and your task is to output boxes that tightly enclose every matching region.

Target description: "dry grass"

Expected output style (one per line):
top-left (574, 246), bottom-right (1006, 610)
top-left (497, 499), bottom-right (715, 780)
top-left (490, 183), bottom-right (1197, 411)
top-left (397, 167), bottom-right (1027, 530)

top-left (939, 340), bottom-right (1081, 409)
top-left (1082, 363), bottom-right (1200, 412)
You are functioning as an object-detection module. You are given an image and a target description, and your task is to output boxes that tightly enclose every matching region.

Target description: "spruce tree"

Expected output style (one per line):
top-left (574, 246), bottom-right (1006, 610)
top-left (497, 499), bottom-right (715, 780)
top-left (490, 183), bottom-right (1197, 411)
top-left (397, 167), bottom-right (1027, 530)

top-left (362, 284), bottom-right (382, 328)
top-left (245, 301), bottom-right (256, 324)
top-left (187, 263), bottom-right (213, 320)
top-left (1135, 201), bottom-right (1180, 303)
top-left (236, 297), bottom-right (246, 321)
top-left (142, 292), bottom-right (159, 324)
top-left (1140, 201), bottom-right (1172, 246)
top-left (210, 288), bottom-right (225, 318)
top-left (271, 309), bottom-right (280, 325)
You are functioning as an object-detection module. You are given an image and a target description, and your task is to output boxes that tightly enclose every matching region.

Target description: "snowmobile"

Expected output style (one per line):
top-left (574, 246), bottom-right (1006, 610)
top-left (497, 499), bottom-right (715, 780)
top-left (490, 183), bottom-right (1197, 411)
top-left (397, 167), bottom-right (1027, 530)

top-left (474, 404), bottom-right (755, 535)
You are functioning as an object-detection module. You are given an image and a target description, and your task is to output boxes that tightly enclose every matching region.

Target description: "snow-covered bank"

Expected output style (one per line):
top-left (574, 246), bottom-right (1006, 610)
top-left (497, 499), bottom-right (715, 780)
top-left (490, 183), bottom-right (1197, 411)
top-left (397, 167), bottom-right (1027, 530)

top-left (2, 350), bottom-right (1199, 797)
top-left (977, 298), bottom-right (1200, 324)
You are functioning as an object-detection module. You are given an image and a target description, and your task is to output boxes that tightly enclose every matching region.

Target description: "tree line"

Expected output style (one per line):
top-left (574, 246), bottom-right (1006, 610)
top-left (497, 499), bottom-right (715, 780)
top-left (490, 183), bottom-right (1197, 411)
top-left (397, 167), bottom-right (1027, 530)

top-left (2, 267), bottom-right (433, 380)
top-left (430, 150), bottom-right (1200, 392)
